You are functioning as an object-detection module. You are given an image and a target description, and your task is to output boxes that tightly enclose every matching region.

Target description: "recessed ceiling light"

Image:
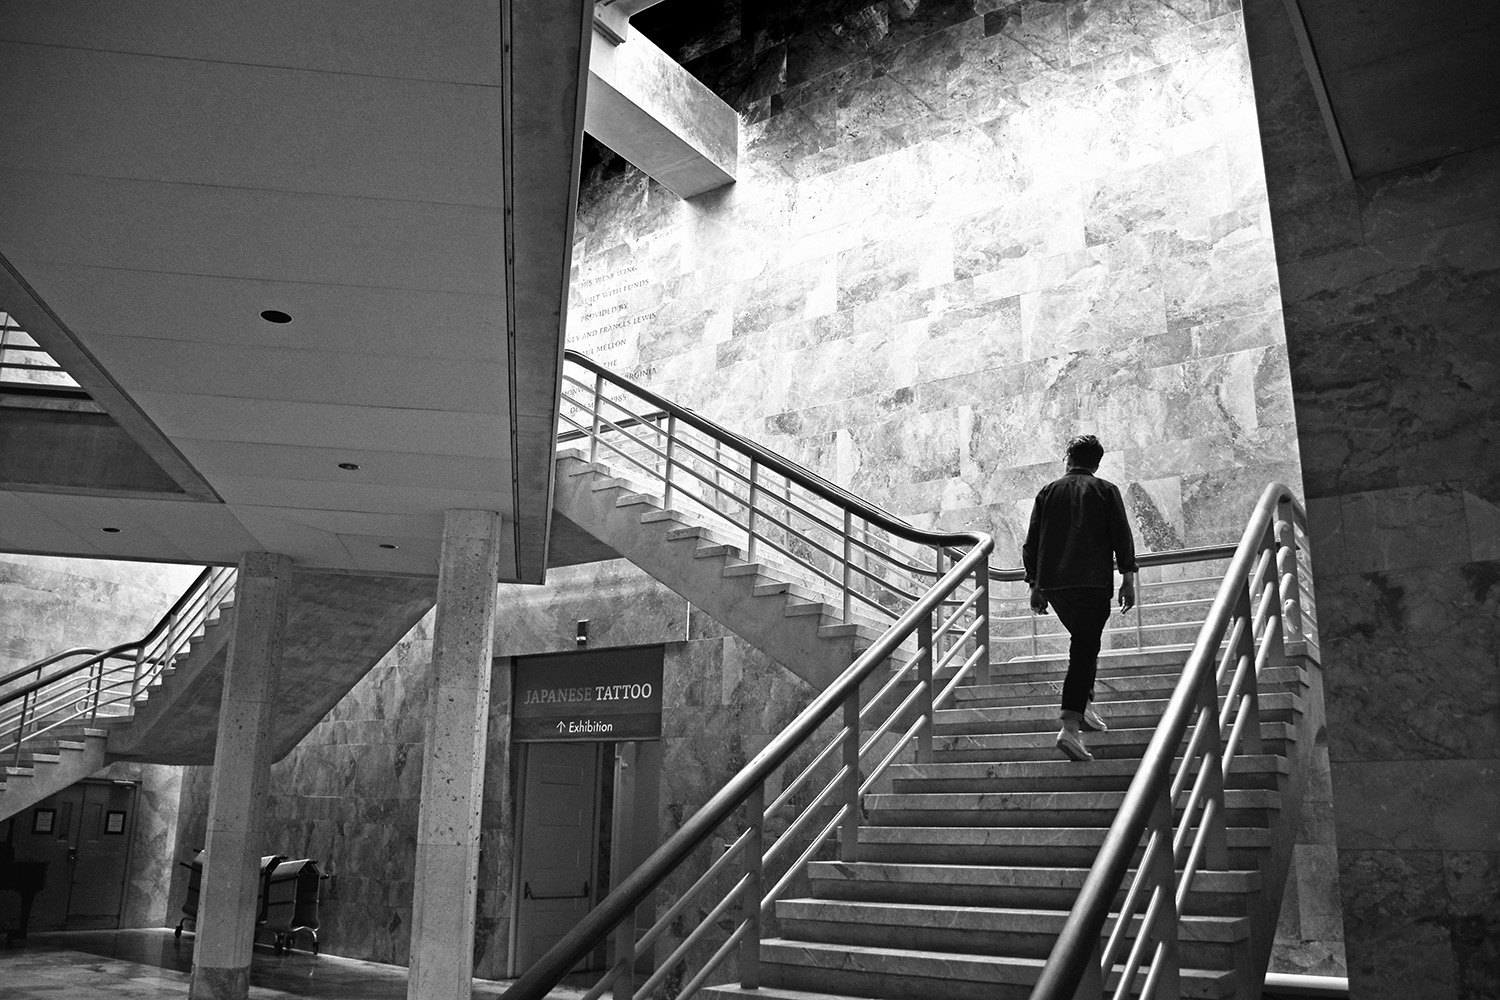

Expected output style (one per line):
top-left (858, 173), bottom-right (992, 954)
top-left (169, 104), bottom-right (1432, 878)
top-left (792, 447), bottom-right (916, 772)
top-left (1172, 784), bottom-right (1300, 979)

top-left (101, 526), bottom-right (121, 533)
top-left (337, 462), bottom-right (360, 471)
top-left (378, 543), bottom-right (398, 550)
top-left (260, 309), bottom-right (292, 324)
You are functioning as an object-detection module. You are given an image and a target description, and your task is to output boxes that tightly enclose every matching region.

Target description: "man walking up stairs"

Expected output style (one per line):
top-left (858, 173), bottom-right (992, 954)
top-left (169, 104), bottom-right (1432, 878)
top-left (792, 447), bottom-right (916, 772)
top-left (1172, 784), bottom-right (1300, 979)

top-left (1022, 434), bottom-right (1139, 763)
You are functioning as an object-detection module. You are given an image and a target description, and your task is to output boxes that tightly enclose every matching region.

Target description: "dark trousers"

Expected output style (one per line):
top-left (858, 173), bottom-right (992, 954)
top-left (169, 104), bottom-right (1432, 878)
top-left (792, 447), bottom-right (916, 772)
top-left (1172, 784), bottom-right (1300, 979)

top-left (1047, 588), bottom-right (1111, 716)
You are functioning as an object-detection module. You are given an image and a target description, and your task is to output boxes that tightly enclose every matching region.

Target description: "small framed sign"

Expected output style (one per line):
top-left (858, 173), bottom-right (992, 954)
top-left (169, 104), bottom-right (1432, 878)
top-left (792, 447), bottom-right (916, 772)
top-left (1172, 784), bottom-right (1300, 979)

top-left (32, 808), bottom-right (55, 835)
top-left (105, 810), bottom-right (127, 835)
top-left (513, 646), bottom-right (664, 742)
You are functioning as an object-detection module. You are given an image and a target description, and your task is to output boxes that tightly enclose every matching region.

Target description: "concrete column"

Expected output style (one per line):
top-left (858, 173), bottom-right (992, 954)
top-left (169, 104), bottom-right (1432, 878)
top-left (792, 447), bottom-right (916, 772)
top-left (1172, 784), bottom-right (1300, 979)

top-left (409, 509), bottom-right (504, 1000)
top-left (189, 552), bottom-right (293, 1000)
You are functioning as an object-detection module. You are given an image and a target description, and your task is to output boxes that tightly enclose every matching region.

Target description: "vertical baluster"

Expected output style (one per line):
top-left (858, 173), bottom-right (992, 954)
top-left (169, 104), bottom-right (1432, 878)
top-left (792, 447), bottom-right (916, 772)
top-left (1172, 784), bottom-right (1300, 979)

top-left (13, 689), bottom-right (30, 767)
top-left (1147, 795), bottom-right (1182, 1000)
top-left (840, 694), bottom-right (861, 861)
top-left (973, 562), bottom-right (991, 686)
top-left (663, 414), bottom-right (678, 511)
top-left (741, 780), bottom-right (765, 989)
top-left (842, 510), bottom-right (854, 623)
top-left (1275, 516), bottom-right (1302, 647)
top-left (89, 655), bottom-right (103, 722)
top-left (917, 610), bottom-right (934, 763)
top-left (589, 373), bottom-right (604, 464)
top-left (1134, 575), bottom-right (1145, 652)
top-left (748, 461), bottom-right (760, 562)
top-left (1195, 667), bottom-right (1230, 869)
top-left (1230, 584), bottom-right (1264, 756)
top-left (131, 644), bottom-right (147, 704)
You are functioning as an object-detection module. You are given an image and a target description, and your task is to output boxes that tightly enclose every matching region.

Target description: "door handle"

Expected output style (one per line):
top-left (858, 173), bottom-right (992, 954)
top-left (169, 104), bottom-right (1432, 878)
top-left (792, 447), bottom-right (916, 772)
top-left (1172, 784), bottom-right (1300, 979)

top-left (523, 880), bottom-right (590, 900)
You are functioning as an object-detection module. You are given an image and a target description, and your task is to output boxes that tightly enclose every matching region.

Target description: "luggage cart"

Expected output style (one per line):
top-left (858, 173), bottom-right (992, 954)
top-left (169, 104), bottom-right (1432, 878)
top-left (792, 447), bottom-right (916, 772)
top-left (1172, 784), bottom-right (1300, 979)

top-left (261, 859), bottom-right (326, 954)
top-left (174, 851), bottom-right (286, 940)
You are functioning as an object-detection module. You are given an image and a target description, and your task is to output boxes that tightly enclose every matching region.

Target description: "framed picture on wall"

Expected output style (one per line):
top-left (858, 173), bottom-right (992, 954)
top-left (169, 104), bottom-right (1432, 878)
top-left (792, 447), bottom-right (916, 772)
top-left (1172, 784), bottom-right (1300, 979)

top-left (105, 810), bottom-right (127, 835)
top-left (32, 808), bottom-right (55, 835)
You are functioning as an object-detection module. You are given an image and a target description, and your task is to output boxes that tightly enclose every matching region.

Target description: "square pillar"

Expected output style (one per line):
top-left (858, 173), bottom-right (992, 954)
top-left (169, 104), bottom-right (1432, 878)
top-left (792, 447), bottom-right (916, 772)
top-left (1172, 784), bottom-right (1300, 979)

top-left (409, 509), bottom-right (504, 1000)
top-left (190, 552), bottom-right (293, 1000)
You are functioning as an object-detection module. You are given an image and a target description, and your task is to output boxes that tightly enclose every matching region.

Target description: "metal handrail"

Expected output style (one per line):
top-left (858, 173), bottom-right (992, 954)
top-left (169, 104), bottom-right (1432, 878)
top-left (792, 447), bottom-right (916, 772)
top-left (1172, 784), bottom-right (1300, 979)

top-left (1, 566), bottom-right (236, 766)
top-left (502, 542), bottom-right (992, 1000)
top-left (1030, 482), bottom-right (1317, 1000)
top-left (503, 353), bottom-right (995, 1000)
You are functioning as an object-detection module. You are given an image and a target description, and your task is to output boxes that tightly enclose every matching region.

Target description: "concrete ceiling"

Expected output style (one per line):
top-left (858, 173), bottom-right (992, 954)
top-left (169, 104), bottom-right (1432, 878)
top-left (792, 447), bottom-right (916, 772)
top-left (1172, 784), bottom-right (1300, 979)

top-left (0, 1), bottom-right (592, 582)
top-left (1297, 0), bottom-right (1500, 176)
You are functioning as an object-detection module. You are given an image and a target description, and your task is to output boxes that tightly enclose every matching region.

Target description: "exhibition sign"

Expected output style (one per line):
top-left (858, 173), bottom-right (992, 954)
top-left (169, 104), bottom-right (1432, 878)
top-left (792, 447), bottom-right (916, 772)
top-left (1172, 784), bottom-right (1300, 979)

top-left (512, 646), bottom-right (664, 741)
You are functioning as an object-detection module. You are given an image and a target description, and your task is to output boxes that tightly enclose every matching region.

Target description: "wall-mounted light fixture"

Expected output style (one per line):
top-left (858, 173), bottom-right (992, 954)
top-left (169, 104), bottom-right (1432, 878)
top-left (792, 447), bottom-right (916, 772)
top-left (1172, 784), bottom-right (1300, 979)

top-left (576, 619), bottom-right (590, 647)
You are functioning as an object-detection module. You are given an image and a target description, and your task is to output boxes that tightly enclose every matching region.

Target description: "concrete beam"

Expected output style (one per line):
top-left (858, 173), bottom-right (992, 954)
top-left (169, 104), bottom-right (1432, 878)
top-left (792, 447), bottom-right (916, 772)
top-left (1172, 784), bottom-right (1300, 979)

top-left (585, 22), bottom-right (737, 199)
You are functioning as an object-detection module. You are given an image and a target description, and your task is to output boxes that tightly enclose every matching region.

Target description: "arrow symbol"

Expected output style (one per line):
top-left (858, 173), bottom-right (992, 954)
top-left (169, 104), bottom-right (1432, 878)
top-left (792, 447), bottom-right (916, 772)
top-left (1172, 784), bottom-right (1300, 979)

top-left (556, 721), bottom-right (566, 732)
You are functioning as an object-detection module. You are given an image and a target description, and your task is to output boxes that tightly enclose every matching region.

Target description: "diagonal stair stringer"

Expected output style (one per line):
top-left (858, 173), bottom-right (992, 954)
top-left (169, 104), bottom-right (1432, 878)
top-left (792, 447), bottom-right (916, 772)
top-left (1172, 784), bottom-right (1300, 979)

top-left (554, 450), bottom-right (899, 690)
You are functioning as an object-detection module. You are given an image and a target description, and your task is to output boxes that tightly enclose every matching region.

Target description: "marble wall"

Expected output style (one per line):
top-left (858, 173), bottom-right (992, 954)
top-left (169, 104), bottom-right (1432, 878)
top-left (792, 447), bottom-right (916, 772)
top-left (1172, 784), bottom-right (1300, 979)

top-left (580, 0), bottom-right (1301, 563)
top-left (0, 554), bottom-right (199, 929)
top-left (1245, 2), bottom-right (1500, 997)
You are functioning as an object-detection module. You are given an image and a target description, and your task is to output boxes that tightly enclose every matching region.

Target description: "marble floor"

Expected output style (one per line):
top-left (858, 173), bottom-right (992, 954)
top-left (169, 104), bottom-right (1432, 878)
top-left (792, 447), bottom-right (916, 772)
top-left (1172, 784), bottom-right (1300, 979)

top-left (0, 929), bottom-right (588, 1000)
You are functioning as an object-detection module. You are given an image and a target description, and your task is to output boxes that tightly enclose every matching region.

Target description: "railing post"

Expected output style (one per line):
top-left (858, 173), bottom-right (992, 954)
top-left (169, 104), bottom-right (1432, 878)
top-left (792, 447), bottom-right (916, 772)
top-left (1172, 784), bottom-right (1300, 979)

top-left (1195, 672), bottom-right (1230, 870)
top-left (1147, 795), bottom-right (1183, 1000)
top-left (973, 561), bottom-right (990, 686)
top-left (1275, 517), bottom-right (1303, 647)
top-left (748, 460), bottom-right (760, 562)
top-left (840, 694), bottom-right (861, 861)
top-left (740, 780), bottom-right (765, 989)
top-left (842, 510), bottom-right (854, 623)
top-left (1231, 585), bottom-right (1264, 756)
top-left (131, 645), bottom-right (147, 703)
top-left (917, 611), bottom-right (935, 764)
top-left (663, 414), bottom-right (678, 510)
top-left (12, 690), bottom-right (31, 767)
top-left (589, 373), bottom-right (604, 464)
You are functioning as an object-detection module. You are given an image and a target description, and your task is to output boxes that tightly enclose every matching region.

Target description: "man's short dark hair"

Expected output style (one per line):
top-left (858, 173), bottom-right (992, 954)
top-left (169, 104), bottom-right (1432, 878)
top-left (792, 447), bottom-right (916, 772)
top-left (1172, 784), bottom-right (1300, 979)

top-left (1066, 434), bottom-right (1104, 470)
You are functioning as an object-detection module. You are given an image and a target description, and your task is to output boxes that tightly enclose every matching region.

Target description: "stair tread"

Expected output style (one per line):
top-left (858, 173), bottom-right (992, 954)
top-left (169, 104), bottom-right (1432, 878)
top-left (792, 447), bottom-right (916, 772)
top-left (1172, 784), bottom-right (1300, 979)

top-left (865, 788), bottom-right (1280, 810)
top-left (777, 898), bottom-right (1249, 938)
top-left (806, 861), bottom-right (1261, 892)
top-left (888, 754), bottom-right (1287, 780)
top-left (859, 824), bottom-right (1272, 846)
top-left (759, 938), bottom-right (1238, 985)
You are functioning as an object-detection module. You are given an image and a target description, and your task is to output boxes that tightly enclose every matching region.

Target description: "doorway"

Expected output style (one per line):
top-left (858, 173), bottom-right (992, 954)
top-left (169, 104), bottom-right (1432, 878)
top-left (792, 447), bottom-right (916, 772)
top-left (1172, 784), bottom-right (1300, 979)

top-left (2, 780), bottom-right (136, 931)
top-left (514, 741), bottom-right (608, 972)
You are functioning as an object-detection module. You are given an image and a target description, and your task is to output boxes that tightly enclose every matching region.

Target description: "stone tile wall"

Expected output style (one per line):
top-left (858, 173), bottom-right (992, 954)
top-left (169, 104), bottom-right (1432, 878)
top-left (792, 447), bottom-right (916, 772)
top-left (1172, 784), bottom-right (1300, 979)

top-left (1246, 1), bottom-right (1500, 996)
top-left (581, 0), bottom-right (1301, 562)
top-left (0, 554), bottom-right (200, 929)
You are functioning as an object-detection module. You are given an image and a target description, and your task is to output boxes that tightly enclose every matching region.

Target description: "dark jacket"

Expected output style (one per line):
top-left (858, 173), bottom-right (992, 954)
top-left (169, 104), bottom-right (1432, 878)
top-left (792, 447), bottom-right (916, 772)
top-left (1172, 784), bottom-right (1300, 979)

top-left (1022, 470), bottom-right (1138, 590)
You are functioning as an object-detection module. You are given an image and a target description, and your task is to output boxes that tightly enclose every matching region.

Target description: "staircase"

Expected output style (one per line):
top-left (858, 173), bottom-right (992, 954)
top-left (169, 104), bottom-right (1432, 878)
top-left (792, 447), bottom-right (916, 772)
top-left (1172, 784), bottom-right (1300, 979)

top-left (1, 568), bottom-right (435, 820)
top-left (702, 646), bottom-right (1314, 1000)
top-left (554, 449), bottom-right (905, 690)
top-left (502, 353), bottom-right (1324, 1000)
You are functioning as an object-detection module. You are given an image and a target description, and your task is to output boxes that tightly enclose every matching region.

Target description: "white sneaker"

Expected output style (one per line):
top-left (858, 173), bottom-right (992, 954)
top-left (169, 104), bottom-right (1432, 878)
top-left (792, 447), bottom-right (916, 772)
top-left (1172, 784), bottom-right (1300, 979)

top-left (1056, 728), bottom-right (1093, 762)
top-left (1082, 704), bottom-right (1108, 732)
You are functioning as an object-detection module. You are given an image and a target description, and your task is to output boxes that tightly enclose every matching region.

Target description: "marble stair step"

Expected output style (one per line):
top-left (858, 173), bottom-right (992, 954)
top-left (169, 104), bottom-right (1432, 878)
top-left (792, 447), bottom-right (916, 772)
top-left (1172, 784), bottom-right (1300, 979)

top-left (997, 647), bottom-right (1197, 675)
top-left (932, 721), bottom-right (1297, 762)
top-left (756, 938), bottom-right (1238, 1000)
top-left (950, 665), bottom-right (1308, 709)
top-left (773, 897), bottom-right (1249, 964)
top-left (805, 861), bottom-right (1261, 915)
top-left (933, 690), bottom-right (1300, 736)
top-left (855, 823), bottom-right (1273, 868)
top-left (886, 753), bottom-right (1289, 794)
top-left (863, 788), bottom-right (1280, 830)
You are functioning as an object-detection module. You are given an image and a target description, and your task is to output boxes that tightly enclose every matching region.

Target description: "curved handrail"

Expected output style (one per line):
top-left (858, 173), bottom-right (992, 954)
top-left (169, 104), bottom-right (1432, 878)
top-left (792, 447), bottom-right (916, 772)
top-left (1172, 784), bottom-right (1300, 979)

top-left (1030, 481), bottom-right (1312, 1000)
top-left (1, 566), bottom-right (236, 765)
top-left (0, 566), bottom-right (216, 704)
top-left (0, 646), bottom-right (114, 691)
top-left (502, 538), bottom-right (993, 1000)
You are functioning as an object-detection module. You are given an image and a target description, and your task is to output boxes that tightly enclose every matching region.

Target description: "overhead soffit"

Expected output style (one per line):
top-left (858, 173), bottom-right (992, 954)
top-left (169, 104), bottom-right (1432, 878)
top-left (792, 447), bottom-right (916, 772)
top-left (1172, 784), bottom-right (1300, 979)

top-left (0, 0), bottom-right (589, 581)
top-left (1297, 0), bottom-right (1500, 176)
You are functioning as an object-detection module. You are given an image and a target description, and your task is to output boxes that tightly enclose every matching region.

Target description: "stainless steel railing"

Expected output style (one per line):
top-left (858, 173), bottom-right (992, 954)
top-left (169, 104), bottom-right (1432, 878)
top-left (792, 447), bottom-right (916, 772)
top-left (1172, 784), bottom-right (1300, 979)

top-left (0, 566), bottom-right (236, 767)
top-left (1030, 483), bottom-right (1318, 1000)
top-left (502, 352), bottom-right (995, 1000)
